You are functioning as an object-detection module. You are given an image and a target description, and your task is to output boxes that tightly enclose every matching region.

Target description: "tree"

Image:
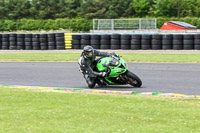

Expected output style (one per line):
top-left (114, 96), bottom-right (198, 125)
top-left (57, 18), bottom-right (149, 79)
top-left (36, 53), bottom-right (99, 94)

top-left (79, 0), bottom-right (108, 19)
top-left (79, 0), bottom-right (133, 19)
top-left (0, 0), bottom-right (200, 20)
top-left (179, 0), bottom-right (196, 17)
top-left (194, 0), bottom-right (200, 17)
top-left (0, 0), bottom-right (31, 19)
top-left (30, 0), bottom-right (60, 19)
top-left (29, 0), bottom-right (80, 19)
top-left (14, 0), bottom-right (31, 19)
top-left (150, 0), bottom-right (176, 17)
top-left (108, 0), bottom-right (133, 18)
top-left (0, 1), bottom-right (9, 19)
top-left (133, 0), bottom-right (152, 17)
top-left (54, 0), bottom-right (80, 18)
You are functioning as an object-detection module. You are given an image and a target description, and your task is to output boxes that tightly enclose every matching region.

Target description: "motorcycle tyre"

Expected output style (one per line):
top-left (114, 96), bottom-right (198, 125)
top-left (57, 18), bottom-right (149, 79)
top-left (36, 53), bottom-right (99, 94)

top-left (126, 70), bottom-right (142, 87)
top-left (86, 77), bottom-right (96, 88)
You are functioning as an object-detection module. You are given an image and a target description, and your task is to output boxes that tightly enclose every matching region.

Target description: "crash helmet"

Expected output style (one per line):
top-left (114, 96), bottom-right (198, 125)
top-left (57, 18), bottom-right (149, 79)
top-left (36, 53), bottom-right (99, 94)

top-left (83, 45), bottom-right (94, 59)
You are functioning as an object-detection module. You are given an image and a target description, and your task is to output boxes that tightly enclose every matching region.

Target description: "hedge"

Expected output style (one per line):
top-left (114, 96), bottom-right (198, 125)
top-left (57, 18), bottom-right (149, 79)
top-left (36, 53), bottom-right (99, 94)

top-left (0, 17), bottom-right (200, 32)
top-left (0, 18), bottom-right (93, 32)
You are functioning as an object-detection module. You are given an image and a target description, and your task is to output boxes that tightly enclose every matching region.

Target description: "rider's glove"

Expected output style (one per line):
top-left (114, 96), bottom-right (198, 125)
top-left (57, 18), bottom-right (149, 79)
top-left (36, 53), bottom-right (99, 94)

top-left (115, 53), bottom-right (119, 57)
top-left (110, 52), bottom-right (119, 57)
top-left (100, 72), bottom-right (107, 77)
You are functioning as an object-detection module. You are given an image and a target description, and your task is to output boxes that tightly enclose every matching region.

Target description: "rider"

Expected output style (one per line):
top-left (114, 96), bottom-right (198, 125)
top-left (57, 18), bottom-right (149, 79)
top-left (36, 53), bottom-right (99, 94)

top-left (78, 45), bottom-right (116, 88)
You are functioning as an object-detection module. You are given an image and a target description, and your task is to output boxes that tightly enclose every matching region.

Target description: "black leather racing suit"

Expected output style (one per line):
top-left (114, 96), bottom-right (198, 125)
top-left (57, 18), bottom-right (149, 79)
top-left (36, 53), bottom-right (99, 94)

top-left (78, 50), bottom-right (112, 87)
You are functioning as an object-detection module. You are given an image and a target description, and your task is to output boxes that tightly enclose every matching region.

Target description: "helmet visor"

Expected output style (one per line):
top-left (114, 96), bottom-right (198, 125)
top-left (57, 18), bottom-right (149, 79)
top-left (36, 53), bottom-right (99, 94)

top-left (84, 51), bottom-right (93, 58)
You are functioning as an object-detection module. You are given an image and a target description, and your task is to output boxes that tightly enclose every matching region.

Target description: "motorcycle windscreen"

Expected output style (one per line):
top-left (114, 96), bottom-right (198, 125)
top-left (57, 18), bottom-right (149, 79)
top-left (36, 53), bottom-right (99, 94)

top-left (109, 58), bottom-right (120, 67)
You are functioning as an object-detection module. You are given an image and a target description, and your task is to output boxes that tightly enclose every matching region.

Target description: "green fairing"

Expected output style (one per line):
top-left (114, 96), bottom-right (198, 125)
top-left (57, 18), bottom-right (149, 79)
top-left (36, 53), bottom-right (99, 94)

top-left (96, 56), bottom-right (128, 85)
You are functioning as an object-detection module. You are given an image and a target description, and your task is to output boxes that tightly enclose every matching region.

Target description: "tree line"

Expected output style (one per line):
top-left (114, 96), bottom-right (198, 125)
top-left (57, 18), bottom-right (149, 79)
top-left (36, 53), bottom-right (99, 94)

top-left (0, 0), bottom-right (199, 20)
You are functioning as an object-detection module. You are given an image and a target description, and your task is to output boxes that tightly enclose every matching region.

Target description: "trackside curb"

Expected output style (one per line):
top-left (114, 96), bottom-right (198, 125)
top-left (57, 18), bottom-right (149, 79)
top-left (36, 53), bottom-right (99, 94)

top-left (0, 85), bottom-right (200, 98)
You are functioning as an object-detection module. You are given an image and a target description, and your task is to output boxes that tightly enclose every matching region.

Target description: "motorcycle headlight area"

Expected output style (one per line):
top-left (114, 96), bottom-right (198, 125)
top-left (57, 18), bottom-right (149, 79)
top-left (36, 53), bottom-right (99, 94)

top-left (114, 69), bottom-right (124, 73)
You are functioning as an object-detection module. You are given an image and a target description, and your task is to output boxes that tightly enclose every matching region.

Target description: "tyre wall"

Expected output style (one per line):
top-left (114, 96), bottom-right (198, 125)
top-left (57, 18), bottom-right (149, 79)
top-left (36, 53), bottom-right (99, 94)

top-left (0, 32), bottom-right (66, 50)
top-left (1, 33), bottom-right (200, 50)
top-left (72, 34), bottom-right (200, 50)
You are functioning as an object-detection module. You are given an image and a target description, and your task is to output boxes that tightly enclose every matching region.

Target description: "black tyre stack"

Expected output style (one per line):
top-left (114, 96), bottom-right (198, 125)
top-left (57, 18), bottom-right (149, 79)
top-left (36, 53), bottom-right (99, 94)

top-left (17, 34), bottom-right (25, 50)
top-left (173, 34), bottom-right (183, 50)
top-left (32, 34), bottom-right (40, 50)
top-left (141, 34), bottom-right (151, 50)
top-left (9, 33), bottom-right (17, 50)
top-left (2, 34), bottom-right (9, 50)
top-left (111, 34), bottom-right (120, 49)
top-left (80, 34), bottom-right (90, 49)
top-left (130, 34), bottom-right (141, 50)
top-left (39, 34), bottom-right (48, 50)
top-left (72, 35), bottom-right (81, 49)
top-left (100, 34), bottom-right (110, 49)
top-left (121, 34), bottom-right (131, 49)
top-left (183, 34), bottom-right (194, 50)
top-left (162, 34), bottom-right (172, 49)
top-left (3, 33), bottom-right (200, 50)
top-left (55, 32), bottom-right (65, 50)
top-left (90, 35), bottom-right (100, 49)
top-left (24, 34), bottom-right (32, 50)
top-left (194, 34), bottom-right (200, 50)
top-left (48, 33), bottom-right (56, 50)
top-left (152, 34), bottom-right (162, 50)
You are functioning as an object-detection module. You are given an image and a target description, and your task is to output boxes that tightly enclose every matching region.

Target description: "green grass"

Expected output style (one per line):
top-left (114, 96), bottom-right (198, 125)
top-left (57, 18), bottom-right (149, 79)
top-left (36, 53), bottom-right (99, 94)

top-left (0, 87), bottom-right (200, 133)
top-left (0, 52), bottom-right (200, 63)
top-left (0, 53), bottom-right (79, 61)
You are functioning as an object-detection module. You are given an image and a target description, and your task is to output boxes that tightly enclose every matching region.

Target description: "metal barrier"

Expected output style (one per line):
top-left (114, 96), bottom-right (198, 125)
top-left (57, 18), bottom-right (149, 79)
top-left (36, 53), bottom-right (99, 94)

top-left (93, 19), bottom-right (157, 30)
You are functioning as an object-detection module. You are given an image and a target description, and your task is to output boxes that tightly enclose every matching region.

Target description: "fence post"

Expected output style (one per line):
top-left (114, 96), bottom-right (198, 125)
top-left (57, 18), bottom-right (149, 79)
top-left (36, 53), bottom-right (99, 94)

top-left (111, 19), bottom-right (114, 30)
top-left (93, 19), bottom-right (95, 30)
top-left (97, 19), bottom-right (100, 30)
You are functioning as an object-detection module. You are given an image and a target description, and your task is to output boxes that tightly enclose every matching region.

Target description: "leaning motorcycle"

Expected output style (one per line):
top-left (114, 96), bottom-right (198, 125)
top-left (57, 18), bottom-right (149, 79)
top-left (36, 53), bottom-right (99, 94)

top-left (83, 54), bottom-right (142, 88)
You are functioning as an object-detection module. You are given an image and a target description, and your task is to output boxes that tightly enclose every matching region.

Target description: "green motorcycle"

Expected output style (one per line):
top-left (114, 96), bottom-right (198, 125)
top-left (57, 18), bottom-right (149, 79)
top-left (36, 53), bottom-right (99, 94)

top-left (93, 55), bottom-right (142, 88)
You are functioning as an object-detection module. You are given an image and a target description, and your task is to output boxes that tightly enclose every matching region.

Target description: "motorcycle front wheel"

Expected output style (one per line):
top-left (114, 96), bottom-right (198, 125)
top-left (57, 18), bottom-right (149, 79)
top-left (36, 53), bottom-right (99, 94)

top-left (86, 77), bottom-right (96, 88)
top-left (125, 70), bottom-right (142, 87)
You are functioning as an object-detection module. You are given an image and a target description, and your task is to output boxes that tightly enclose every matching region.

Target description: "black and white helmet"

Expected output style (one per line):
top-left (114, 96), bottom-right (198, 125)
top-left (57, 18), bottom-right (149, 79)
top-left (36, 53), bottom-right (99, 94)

top-left (83, 45), bottom-right (94, 59)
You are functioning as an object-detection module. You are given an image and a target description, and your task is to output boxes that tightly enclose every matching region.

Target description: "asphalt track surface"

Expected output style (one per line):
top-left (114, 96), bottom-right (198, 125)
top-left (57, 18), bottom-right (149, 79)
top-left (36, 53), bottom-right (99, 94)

top-left (0, 61), bottom-right (199, 95)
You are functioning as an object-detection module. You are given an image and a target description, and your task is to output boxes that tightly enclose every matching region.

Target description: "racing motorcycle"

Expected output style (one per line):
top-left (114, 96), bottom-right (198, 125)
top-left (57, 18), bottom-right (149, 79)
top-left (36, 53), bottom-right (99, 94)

top-left (88, 54), bottom-right (142, 88)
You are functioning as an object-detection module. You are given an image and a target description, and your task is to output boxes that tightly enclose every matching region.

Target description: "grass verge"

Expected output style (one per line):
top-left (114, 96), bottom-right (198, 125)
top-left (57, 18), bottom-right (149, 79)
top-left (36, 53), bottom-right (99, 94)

top-left (0, 87), bottom-right (199, 133)
top-left (0, 52), bottom-right (200, 63)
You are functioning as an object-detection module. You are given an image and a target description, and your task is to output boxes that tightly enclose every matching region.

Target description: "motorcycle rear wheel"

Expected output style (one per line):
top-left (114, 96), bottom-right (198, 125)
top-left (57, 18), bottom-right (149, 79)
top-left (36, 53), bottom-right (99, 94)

top-left (126, 70), bottom-right (142, 87)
